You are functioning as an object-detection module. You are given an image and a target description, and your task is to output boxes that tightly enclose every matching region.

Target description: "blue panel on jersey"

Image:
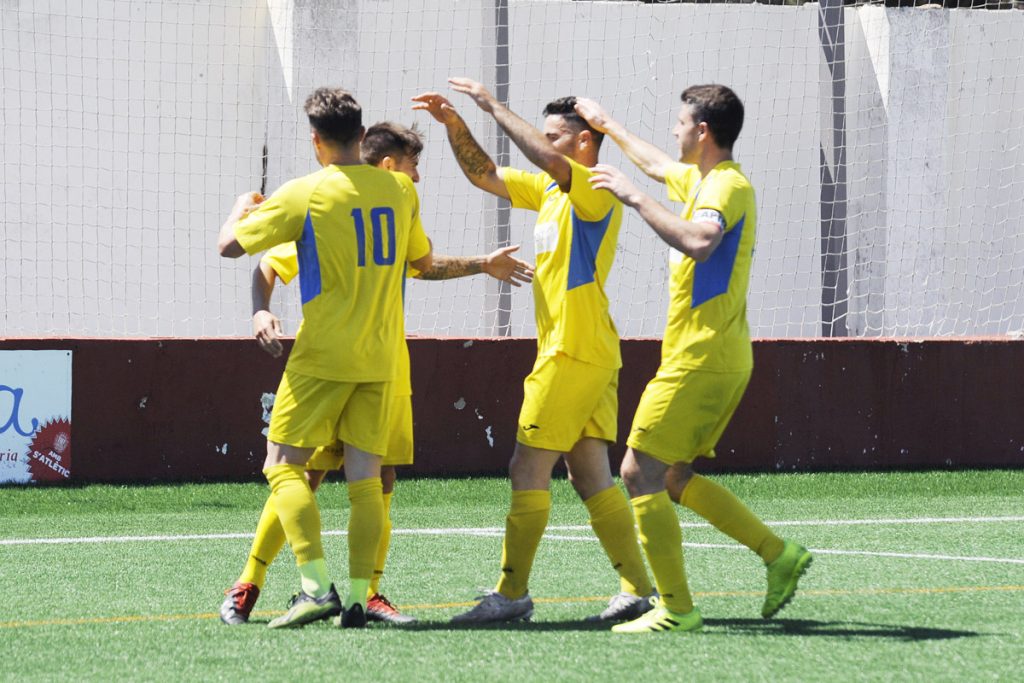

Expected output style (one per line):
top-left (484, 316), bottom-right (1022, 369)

top-left (545, 180), bottom-right (559, 192)
top-left (566, 207), bottom-right (612, 291)
top-left (297, 211), bottom-right (322, 305)
top-left (692, 214), bottom-right (744, 308)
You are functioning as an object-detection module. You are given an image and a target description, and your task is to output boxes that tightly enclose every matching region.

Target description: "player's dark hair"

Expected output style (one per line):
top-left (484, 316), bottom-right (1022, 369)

top-left (304, 87), bottom-right (362, 146)
top-left (542, 96), bottom-right (604, 148)
top-left (680, 85), bottom-right (744, 150)
top-left (361, 121), bottom-right (424, 166)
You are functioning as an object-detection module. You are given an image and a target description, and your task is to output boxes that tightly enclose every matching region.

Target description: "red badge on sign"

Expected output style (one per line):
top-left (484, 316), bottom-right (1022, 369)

top-left (26, 418), bottom-right (72, 482)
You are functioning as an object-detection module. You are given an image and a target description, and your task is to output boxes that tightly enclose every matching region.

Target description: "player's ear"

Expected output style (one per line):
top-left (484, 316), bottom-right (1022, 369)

top-left (380, 156), bottom-right (397, 171)
top-left (578, 129), bottom-right (592, 148)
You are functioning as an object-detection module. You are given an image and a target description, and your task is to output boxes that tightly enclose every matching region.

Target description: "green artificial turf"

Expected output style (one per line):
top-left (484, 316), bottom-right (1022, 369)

top-left (1, 471), bottom-right (1022, 681)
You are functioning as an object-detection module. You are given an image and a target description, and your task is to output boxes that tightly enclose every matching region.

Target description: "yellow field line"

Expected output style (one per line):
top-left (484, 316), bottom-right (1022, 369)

top-left (2, 584), bottom-right (1022, 630)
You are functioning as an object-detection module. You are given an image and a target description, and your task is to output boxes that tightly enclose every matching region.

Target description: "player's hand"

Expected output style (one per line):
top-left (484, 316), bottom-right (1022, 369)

top-left (411, 92), bottom-right (461, 124)
top-left (253, 310), bottom-right (284, 358)
top-left (448, 77), bottom-right (496, 113)
top-left (574, 98), bottom-right (613, 134)
top-left (232, 191), bottom-right (264, 220)
top-left (484, 245), bottom-right (534, 287)
top-left (589, 164), bottom-right (641, 205)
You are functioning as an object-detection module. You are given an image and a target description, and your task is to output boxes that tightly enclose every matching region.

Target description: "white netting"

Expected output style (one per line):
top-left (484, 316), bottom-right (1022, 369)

top-left (1, 1), bottom-right (1022, 338)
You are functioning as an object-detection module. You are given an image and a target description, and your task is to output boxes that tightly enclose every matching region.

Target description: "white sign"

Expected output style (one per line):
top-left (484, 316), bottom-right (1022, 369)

top-left (0, 351), bottom-right (73, 484)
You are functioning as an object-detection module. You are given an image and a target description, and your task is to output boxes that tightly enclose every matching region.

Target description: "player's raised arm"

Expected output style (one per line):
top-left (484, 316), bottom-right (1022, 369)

top-left (448, 77), bottom-right (573, 192)
top-left (574, 98), bottom-right (676, 183)
top-left (411, 91), bottom-right (510, 200)
top-left (416, 245), bottom-right (534, 287)
top-left (251, 259), bottom-right (284, 358)
top-left (589, 164), bottom-right (722, 262)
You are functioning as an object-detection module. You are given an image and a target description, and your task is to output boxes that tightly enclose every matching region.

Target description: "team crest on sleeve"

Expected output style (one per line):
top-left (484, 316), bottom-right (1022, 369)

top-left (534, 221), bottom-right (559, 255)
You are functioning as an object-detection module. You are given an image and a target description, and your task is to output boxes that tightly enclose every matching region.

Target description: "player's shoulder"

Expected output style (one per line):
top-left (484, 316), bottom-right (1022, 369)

top-left (665, 162), bottom-right (700, 184)
top-left (276, 168), bottom-right (330, 198)
top-left (714, 162), bottom-right (755, 200)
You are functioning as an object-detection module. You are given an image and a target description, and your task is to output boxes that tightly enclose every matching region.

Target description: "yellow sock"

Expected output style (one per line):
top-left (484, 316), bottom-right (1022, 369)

top-left (348, 578), bottom-right (370, 611)
top-left (633, 491), bottom-right (693, 614)
top-left (368, 492), bottom-right (393, 597)
top-left (264, 463), bottom-right (328, 596)
top-left (347, 478), bottom-right (384, 608)
top-left (680, 474), bottom-right (785, 564)
top-left (263, 464), bottom-right (324, 565)
top-left (298, 557), bottom-right (331, 598)
top-left (238, 496), bottom-right (287, 589)
top-left (584, 485), bottom-right (653, 596)
top-left (495, 489), bottom-right (550, 600)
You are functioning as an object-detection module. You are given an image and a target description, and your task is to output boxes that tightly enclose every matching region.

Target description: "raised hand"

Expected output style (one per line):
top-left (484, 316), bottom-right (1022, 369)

top-left (484, 245), bottom-right (535, 287)
top-left (448, 77), bottom-right (497, 113)
top-left (411, 92), bottom-right (461, 125)
top-left (573, 98), bottom-right (614, 134)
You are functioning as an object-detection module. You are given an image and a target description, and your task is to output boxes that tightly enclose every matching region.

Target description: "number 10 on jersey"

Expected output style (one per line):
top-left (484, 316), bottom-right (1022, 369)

top-left (352, 207), bottom-right (396, 267)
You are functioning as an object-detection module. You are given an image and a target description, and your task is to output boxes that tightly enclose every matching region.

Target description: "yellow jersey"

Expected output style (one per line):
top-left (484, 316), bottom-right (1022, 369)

top-left (235, 164), bottom-right (429, 382)
top-left (262, 242), bottom-right (414, 396)
top-left (662, 161), bottom-right (756, 372)
top-left (502, 157), bottom-right (623, 369)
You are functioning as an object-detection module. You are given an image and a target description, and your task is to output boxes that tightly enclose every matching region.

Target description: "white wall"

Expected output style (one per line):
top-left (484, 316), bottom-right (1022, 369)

top-left (1, 1), bottom-right (1021, 338)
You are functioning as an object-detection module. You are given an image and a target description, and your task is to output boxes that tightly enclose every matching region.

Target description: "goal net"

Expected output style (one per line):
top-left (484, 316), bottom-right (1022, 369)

top-left (2, 0), bottom-right (1022, 338)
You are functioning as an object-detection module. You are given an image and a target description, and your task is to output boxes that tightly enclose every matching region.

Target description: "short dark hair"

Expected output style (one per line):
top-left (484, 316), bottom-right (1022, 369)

top-left (304, 87), bottom-right (362, 146)
top-left (361, 122), bottom-right (424, 166)
top-left (680, 85), bottom-right (744, 150)
top-left (542, 96), bottom-right (604, 148)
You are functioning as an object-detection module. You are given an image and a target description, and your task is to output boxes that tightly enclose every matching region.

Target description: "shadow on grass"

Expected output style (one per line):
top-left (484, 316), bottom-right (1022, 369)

top-left (374, 617), bottom-right (981, 642)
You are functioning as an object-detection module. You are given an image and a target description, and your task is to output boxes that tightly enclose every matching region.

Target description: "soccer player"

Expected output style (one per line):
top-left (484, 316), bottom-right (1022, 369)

top-left (573, 86), bottom-right (813, 633)
top-left (220, 121), bottom-right (534, 626)
top-left (217, 88), bottom-right (433, 629)
top-left (413, 80), bottom-right (656, 624)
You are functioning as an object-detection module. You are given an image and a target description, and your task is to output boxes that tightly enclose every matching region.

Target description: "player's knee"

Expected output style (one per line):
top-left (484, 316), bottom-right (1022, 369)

top-left (381, 465), bottom-right (397, 493)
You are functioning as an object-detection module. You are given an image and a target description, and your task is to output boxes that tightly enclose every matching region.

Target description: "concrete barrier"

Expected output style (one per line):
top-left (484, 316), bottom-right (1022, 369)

top-left (0, 337), bottom-right (1020, 483)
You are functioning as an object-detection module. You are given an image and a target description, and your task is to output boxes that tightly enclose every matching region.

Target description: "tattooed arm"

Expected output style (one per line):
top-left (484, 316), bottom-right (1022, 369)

top-left (411, 92), bottom-right (511, 200)
top-left (448, 77), bottom-right (571, 192)
top-left (416, 245), bottom-right (534, 286)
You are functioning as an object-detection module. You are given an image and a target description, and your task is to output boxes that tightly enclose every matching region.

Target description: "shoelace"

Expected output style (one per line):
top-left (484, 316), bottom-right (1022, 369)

top-left (372, 594), bottom-right (398, 609)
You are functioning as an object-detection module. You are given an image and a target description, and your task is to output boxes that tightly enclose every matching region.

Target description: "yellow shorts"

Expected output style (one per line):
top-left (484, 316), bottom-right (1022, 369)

top-left (517, 352), bottom-right (618, 452)
top-left (627, 366), bottom-right (750, 465)
top-left (305, 393), bottom-right (414, 470)
top-left (267, 369), bottom-right (391, 456)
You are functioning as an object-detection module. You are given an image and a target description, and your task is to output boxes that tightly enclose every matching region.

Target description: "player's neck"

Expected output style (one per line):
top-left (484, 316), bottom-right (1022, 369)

top-left (697, 147), bottom-right (732, 177)
top-left (318, 143), bottom-right (363, 167)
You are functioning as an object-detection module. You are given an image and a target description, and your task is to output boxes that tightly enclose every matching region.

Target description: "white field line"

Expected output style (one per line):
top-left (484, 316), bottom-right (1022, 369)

top-left (2, 515), bottom-right (1022, 548)
top-left (540, 537), bottom-right (1024, 565)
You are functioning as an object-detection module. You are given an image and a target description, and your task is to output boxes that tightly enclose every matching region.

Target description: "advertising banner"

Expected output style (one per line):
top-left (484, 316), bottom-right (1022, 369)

top-left (0, 350), bottom-right (73, 484)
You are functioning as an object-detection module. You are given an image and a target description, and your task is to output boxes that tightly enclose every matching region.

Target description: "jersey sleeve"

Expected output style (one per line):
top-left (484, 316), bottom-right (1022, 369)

top-left (501, 167), bottom-right (545, 211)
top-left (565, 157), bottom-right (618, 222)
top-left (398, 173), bottom-right (431, 264)
top-left (664, 163), bottom-right (700, 204)
top-left (234, 178), bottom-right (310, 255)
top-left (261, 242), bottom-right (299, 284)
top-left (694, 172), bottom-right (750, 232)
